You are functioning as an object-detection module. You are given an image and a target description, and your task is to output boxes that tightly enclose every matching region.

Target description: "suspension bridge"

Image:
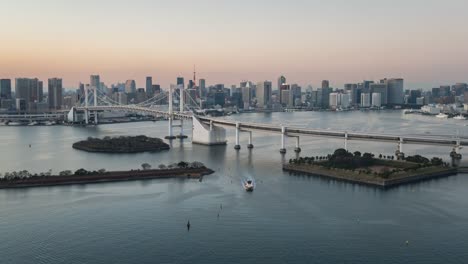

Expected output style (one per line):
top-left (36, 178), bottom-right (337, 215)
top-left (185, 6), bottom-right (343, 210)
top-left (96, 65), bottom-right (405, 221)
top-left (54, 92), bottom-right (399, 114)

top-left (67, 84), bottom-right (466, 165)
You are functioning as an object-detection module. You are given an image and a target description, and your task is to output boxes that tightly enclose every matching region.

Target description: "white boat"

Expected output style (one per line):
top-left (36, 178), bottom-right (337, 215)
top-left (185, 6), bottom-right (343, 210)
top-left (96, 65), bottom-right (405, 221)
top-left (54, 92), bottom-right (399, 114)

top-left (28, 121), bottom-right (39, 126)
top-left (454, 115), bottom-right (466, 120)
top-left (8, 122), bottom-right (23, 126)
top-left (244, 180), bottom-right (254, 192)
top-left (44, 121), bottom-right (56, 126)
top-left (436, 113), bottom-right (448, 119)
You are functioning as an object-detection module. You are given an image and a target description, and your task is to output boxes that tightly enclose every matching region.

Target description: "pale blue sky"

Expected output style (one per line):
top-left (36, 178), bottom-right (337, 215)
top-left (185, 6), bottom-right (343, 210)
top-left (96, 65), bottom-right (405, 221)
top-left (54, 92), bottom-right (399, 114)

top-left (1, 0), bottom-right (467, 89)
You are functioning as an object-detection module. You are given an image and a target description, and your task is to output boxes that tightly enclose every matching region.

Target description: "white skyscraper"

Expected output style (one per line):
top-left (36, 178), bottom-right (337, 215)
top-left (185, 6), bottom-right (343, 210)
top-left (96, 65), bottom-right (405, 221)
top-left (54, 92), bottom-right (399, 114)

top-left (372, 93), bottom-right (382, 107)
top-left (361, 93), bottom-right (371, 107)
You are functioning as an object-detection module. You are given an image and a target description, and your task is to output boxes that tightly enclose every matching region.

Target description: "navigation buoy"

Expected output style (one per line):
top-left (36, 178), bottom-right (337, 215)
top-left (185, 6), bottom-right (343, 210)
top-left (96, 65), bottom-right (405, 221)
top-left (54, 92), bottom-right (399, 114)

top-left (187, 221), bottom-right (191, 230)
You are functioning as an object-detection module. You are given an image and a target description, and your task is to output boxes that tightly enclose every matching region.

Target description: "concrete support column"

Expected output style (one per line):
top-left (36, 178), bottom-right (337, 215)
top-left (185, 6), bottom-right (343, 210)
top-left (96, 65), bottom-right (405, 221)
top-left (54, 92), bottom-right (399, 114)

top-left (93, 86), bottom-right (98, 125)
top-left (344, 132), bottom-right (348, 151)
top-left (247, 131), bottom-right (254, 149)
top-left (234, 122), bottom-right (241, 150)
top-left (294, 137), bottom-right (301, 153)
top-left (84, 87), bottom-right (89, 125)
top-left (280, 126), bottom-right (287, 154)
top-left (165, 86), bottom-right (176, 139)
top-left (396, 137), bottom-right (405, 160)
top-left (451, 140), bottom-right (462, 167)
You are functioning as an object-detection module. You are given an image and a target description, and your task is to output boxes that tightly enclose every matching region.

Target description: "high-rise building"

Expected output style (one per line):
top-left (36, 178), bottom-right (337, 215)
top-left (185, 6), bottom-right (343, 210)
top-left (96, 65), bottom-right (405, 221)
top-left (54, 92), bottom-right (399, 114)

top-left (48, 78), bottom-right (63, 110)
top-left (90, 75), bottom-right (100, 90)
top-left (289, 84), bottom-right (301, 107)
top-left (125, 80), bottom-right (136, 94)
top-left (15, 78), bottom-right (43, 110)
top-left (361, 93), bottom-right (371, 107)
top-left (277, 75), bottom-right (286, 90)
top-left (177, 77), bottom-right (185, 89)
top-left (383, 78), bottom-right (404, 105)
top-left (372, 93), bottom-right (382, 107)
top-left (344, 83), bottom-right (358, 105)
top-left (281, 90), bottom-right (290, 106)
top-left (279, 84), bottom-right (290, 105)
top-left (146, 77), bottom-right (153, 94)
top-left (0, 79), bottom-right (12, 99)
top-left (329, 93), bottom-right (339, 108)
top-left (322, 80), bottom-right (330, 89)
top-left (256, 81), bottom-right (272, 109)
top-left (370, 83), bottom-right (388, 105)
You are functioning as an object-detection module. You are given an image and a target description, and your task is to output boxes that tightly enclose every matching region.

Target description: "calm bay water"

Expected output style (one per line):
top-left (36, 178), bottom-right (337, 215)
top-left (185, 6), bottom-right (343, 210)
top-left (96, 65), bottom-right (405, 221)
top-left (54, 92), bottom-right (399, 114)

top-left (1, 110), bottom-right (468, 264)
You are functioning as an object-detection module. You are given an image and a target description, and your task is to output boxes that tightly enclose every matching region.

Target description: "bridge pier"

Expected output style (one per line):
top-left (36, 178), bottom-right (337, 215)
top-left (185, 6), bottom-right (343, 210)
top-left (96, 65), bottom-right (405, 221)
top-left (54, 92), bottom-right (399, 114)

top-left (234, 122), bottom-right (241, 150)
top-left (450, 140), bottom-right (462, 167)
top-left (176, 119), bottom-right (188, 139)
top-left (93, 86), bottom-right (98, 124)
top-left (344, 132), bottom-right (348, 151)
top-left (395, 137), bottom-right (405, 160)
top-left (294, 136), bottom-right (301, 153)
top-left (280, 126), bottom-right (287, 154)
top-left (165, 85), bottom-right (177, 140)
top-left (247, 131), bottom-right (254, 149)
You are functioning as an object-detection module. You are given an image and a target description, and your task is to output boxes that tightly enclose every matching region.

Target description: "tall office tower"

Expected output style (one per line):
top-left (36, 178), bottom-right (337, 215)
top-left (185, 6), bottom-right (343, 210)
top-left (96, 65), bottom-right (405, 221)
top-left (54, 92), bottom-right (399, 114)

top-left (90, 75), bottom-right (100, 90)
top-left (125, 80), bottom-right (136, 93)
top-left (199, 78), bottom-right (206, 98)
top-left (372, 93), bottom-right (382, 107)
top-left (452, 83), bottom-right (468, 96)
top-left (0, 79), bottom-right (12, 99)
top-left (281, 89), bottom-right (290, 106)
top-left (277, 75), bottom-right (286, 90)
top-left (384, 78), bottom-right (404, 105)
top-left (279, 84), bottom-right (290, 104)
top-left (79, 82), bottom-right (85, 97)
top-left (146, 77), bottom-right (153, 95)
top-left (362, 80), bottom-right (374, 93)
top-left (152, 84), bottom-right (161, 94)
top-left (361, 93), bottom-right (371, 107)
top-left (48, 78), bottom-right (63, 110)
top-left (340, 93), bottom-right (350, 108)
top-left (242, 83), bottom-right (252, 109)
top-left (322, 80), bottom-right (330, 89)
top-left (15, 78), bottom-right (43, 110)
top-left (256, 81), bottom-right (272, 109)
top-left (177, 77), bottom-right (185, 89)
top-left (370, 83), bottom-right (388, 105)
top-left (289, 84), bottom-right (302, 107)
top-left (344, 83), bottom-right (358, 105)
top-left (329, 93), bottom-right (339, 108)
top-left (188, 80), bottom-right (195, 89)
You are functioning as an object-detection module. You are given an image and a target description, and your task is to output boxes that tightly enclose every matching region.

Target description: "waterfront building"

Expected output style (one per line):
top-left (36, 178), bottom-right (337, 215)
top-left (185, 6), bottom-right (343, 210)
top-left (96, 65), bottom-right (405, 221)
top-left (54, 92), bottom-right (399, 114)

top-left (372, 93), bottom-right (382, 107)
top-left (289, 84), bottom-right (301, 107)
top-left (281, 90), bottom-right (290, 106)
top-left (277, 75), bottom-right (286, 91)
top-left (383, 78), bottom-right (404, 105)
top-left (329, 93), bottom-right (339, 108)
top-left (361, 93), bottom-right (371, 107)
top-left (370, 83), bottom-right (388, 105)
top-left (0, 79), bottom-right (12, 99)
top-left (15, 78), bottom-right (43, 111)
top-left (48, 78), bottom-right (63, 110)
top-left (256, 81), bottom-right (272, 109)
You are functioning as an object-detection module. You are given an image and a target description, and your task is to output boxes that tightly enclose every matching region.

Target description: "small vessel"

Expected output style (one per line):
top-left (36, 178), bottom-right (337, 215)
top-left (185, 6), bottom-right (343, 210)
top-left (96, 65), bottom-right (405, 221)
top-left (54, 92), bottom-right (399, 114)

top-left (44, 121), bottom-right (56, 126)
top-left (28, 121), bottom-right (39, 126)
top-left (454, 115), bottom-right (466, 120)
top-left (8, 121), bottom-right (23, 126)
top-left (436, 113), bottom-right (448, 119)
top-left (244, 180), bottom-right (254, 192)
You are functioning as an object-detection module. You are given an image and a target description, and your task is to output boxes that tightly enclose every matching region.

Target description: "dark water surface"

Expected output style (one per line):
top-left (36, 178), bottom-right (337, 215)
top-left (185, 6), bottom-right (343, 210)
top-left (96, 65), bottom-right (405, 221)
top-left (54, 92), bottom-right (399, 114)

top-left (1, 111), bottom-right (467, 264)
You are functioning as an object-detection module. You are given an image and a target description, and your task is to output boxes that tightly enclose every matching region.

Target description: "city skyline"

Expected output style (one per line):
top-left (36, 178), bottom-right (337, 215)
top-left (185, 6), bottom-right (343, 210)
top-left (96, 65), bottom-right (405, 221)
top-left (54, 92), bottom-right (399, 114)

top-left (1, 0), bottom-right (467, 89)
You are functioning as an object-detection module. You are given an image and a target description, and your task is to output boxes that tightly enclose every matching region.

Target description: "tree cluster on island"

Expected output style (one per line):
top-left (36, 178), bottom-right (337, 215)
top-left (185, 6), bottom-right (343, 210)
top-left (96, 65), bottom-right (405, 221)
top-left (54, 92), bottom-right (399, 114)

top-left (0, 161), bottom-right (207, 182)
top-left (72, 135), bottom-right (170, 153)
top-left (289, 149), bottom-right (449, 179)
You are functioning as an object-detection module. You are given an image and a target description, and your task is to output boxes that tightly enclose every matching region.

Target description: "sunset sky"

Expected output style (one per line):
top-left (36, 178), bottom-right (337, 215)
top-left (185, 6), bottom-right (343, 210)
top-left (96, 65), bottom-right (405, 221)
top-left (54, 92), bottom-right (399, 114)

top-left (1, 0), bottom-right (467, 89)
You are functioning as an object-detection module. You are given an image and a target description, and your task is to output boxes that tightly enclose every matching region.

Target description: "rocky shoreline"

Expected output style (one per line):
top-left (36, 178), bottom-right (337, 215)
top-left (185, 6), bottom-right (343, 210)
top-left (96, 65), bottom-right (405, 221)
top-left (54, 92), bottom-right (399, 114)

top-left (0, 167), bottom-right (214, 189)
